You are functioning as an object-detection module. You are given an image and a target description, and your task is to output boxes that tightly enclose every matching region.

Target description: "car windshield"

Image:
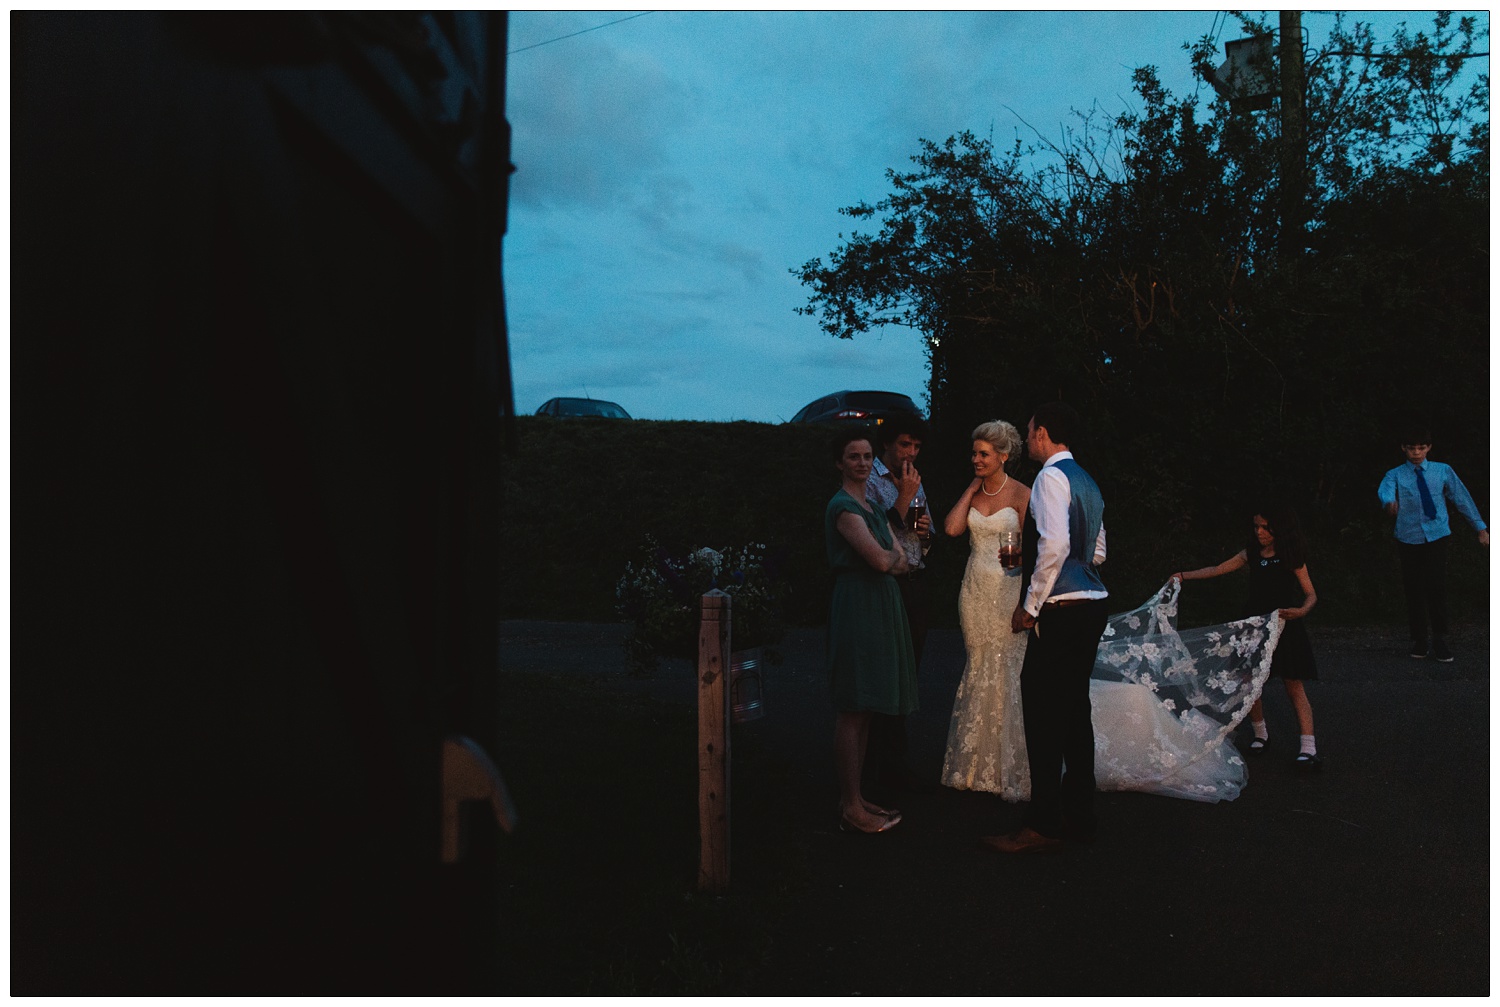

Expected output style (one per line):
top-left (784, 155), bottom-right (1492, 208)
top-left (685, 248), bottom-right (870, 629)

top-left (844, 391), bottom-right (918, 412)
top-left (558, 398), bottom-right (628, 418)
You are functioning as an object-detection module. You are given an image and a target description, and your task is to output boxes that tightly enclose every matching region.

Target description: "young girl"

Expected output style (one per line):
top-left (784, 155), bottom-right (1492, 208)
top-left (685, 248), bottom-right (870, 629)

top-left (1174, 505), bottom-right (1322, 769)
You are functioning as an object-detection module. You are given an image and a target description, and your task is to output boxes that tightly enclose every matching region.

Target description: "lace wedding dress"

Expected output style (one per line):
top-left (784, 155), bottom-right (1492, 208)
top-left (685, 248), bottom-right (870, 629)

top-left (941, 507), bottom-right (1031, 800)
top-left (941, 508), bottom-right (1282, 805)
top-left (1090, 578), bottom-right (1280, 803)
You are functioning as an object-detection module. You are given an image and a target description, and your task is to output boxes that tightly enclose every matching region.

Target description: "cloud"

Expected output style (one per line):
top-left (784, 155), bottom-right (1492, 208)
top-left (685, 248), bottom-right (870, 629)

top-left (634, 225), bottom-right (768, 287)
top-left (500, 11), bottom-right (1266, 422)
top-left (630, 172), bottom-right (695, 229)
top-left (507, 14), bottom-right (694, 208)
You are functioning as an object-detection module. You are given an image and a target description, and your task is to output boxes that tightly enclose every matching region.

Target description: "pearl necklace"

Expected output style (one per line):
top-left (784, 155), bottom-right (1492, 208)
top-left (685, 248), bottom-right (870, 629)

top-left (979, 472), bottom-right (1009, 497)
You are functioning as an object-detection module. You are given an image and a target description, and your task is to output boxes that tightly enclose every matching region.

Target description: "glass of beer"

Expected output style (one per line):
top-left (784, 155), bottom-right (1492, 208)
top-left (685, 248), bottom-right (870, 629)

top-left (999, 530), bottom-right (1022, 571)
top-left (907, 500), bottom-right (927, 539)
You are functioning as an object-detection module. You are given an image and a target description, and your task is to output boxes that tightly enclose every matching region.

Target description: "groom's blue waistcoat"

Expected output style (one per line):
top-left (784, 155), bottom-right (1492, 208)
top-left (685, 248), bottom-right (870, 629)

top-left (1048, 457), bottom-right (1106, 597)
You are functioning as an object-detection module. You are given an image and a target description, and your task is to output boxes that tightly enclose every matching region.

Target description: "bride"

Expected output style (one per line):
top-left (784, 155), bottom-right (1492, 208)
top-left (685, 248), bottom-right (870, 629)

top-left (939, 421), bottom-right (1033, 800)
top-left (939, 421), bottom-right (1280, 804)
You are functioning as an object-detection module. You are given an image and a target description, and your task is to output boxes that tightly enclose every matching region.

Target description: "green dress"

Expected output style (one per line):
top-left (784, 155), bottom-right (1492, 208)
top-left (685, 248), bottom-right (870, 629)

top-left (825, 489), bottom-right (918, 715)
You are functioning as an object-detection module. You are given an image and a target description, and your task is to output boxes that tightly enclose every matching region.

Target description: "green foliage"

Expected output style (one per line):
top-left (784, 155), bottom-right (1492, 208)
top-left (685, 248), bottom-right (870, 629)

top-left (499, 416), bottom-right (837, 627)
top-left (616, 538), bottom-right (789, 674)
top-left (498, 416), bottom-right (1486, 627)
top-left (794, 11), bottom-right (1488, 565)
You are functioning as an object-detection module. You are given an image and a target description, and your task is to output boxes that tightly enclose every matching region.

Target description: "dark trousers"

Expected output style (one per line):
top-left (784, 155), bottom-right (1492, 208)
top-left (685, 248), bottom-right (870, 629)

top-left (1020, 598), bottom-right (1109, 838)
top-left (1400, 537), bottom-right (1450, 644)
top-left (871, 569), bottom-right (928, 776)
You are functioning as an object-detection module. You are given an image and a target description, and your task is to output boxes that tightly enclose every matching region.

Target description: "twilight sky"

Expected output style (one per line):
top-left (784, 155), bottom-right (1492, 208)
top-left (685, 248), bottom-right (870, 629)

top-left (502, 10), bottom-right (1481, 423)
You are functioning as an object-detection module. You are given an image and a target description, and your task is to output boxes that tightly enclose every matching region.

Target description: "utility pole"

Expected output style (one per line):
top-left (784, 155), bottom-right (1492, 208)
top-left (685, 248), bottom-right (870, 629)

top-left (1279, 10), bottom-right (1307, 260)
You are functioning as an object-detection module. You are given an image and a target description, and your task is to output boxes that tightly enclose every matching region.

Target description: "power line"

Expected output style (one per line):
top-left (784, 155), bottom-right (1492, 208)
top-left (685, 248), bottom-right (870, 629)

top-left (1191, 11), bottom-right (1225, 101)
top-left (507, 11), bottom-right (655, 55)
top-left (1323, 49), bottom-right (1488, 59)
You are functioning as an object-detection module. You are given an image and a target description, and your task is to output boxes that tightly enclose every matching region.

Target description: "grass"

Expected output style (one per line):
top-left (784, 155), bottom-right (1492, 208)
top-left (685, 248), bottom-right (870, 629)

top-left (491, 664), bottom-right (794, 994)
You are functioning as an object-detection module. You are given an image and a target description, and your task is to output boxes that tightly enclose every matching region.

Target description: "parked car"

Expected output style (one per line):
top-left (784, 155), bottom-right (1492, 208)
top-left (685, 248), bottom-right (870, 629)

top-left (788, 390), bottom-right (922, 426)
top-left (535, 397), bottom-right (632, 419)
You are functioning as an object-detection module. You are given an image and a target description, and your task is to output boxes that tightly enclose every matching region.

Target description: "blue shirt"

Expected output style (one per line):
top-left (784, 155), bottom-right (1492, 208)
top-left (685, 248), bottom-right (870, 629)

top-left (1377, 460), bottom-right (1486, 544)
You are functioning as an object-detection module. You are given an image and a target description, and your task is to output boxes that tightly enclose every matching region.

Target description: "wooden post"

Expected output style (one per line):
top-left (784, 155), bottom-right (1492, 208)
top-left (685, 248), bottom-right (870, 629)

top-left (697, 589), bottom-right (731, 893)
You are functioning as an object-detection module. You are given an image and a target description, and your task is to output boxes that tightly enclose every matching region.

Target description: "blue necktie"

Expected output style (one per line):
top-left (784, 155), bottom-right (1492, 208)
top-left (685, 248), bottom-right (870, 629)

top-left (1414, 463), bottom-right (1437, 520)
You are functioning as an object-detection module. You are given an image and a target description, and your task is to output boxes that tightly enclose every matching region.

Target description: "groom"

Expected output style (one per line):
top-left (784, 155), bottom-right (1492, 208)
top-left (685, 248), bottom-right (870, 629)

top-left (985, 402), bottom-right (1109, 855)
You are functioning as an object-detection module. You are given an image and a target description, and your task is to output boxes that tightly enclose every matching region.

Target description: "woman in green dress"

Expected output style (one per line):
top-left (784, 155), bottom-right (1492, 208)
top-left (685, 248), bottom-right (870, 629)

top-left (825, 430), bottom-right (918, 834)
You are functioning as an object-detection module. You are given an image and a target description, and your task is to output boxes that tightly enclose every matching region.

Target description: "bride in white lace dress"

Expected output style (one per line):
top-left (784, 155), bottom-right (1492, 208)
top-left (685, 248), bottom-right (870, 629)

top-left (940, 421), bottom-right (1033, 800)
top-left (938, 422), bottom-right (1282, 804)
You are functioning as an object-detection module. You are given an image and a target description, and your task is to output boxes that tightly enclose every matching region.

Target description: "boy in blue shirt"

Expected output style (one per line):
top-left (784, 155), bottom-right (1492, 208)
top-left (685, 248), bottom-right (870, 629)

top-left (1377, 427), bottom-right (1488, 662)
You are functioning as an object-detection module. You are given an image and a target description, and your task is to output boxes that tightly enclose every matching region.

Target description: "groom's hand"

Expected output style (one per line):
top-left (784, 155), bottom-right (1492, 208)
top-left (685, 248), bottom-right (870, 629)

top-left (1011, 604), bottom-right (1034, 633)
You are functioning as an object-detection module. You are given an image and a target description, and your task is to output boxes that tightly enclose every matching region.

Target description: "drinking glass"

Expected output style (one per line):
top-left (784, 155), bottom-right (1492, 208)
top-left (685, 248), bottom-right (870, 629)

top-left (907, 500), bottom-right (928, 539)
top-left (999, 530), bottom-right (1022, 571)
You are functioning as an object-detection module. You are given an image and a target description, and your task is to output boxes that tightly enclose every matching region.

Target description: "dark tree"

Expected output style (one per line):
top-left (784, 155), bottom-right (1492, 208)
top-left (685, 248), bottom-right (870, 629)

top-left (795, 12), bottom-right (1488, 553)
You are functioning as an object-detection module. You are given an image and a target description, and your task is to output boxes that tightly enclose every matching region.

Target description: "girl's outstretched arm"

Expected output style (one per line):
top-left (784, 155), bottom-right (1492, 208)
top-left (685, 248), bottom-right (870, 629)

top-left (1174, 550), bottom-right (1248, 582)
top-left (1279, 565), bottom-right (1318, 620)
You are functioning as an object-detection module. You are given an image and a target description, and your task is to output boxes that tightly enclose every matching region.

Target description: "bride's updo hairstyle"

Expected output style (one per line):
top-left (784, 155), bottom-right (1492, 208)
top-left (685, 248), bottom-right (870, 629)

top-left (971, 420), bottom-right (1022, 470)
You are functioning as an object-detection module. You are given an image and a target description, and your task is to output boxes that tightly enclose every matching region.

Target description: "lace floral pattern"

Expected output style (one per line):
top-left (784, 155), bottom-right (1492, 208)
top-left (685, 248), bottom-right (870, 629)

top-left (940, 541), bottom-right (1279, 804)
top-left (941, 507), bottom-right (1031, 801)
top-left (1090, 578), bottom-right (1279, 803)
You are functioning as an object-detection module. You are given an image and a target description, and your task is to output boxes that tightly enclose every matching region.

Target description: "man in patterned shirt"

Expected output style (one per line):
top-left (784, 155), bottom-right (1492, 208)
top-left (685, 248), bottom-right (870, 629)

top-left (864, 411), bottom-right (934, 792)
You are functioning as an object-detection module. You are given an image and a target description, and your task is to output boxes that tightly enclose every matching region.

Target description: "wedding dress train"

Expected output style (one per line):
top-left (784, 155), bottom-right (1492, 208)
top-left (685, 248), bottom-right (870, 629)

top-left (1090, 578), bottom-right (1280, 803)
top-left (940, 509), bottom-right (1281, 805)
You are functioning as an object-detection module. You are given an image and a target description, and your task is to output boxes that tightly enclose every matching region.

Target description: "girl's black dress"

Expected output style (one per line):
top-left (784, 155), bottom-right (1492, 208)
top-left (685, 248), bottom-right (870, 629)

top-left (1246, 553), bottom-right (1317, 680)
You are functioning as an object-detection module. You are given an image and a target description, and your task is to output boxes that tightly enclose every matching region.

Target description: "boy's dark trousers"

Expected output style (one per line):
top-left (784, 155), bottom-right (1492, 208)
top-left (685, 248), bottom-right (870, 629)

top-left (1400, 536), bottom-right (1449, 645)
